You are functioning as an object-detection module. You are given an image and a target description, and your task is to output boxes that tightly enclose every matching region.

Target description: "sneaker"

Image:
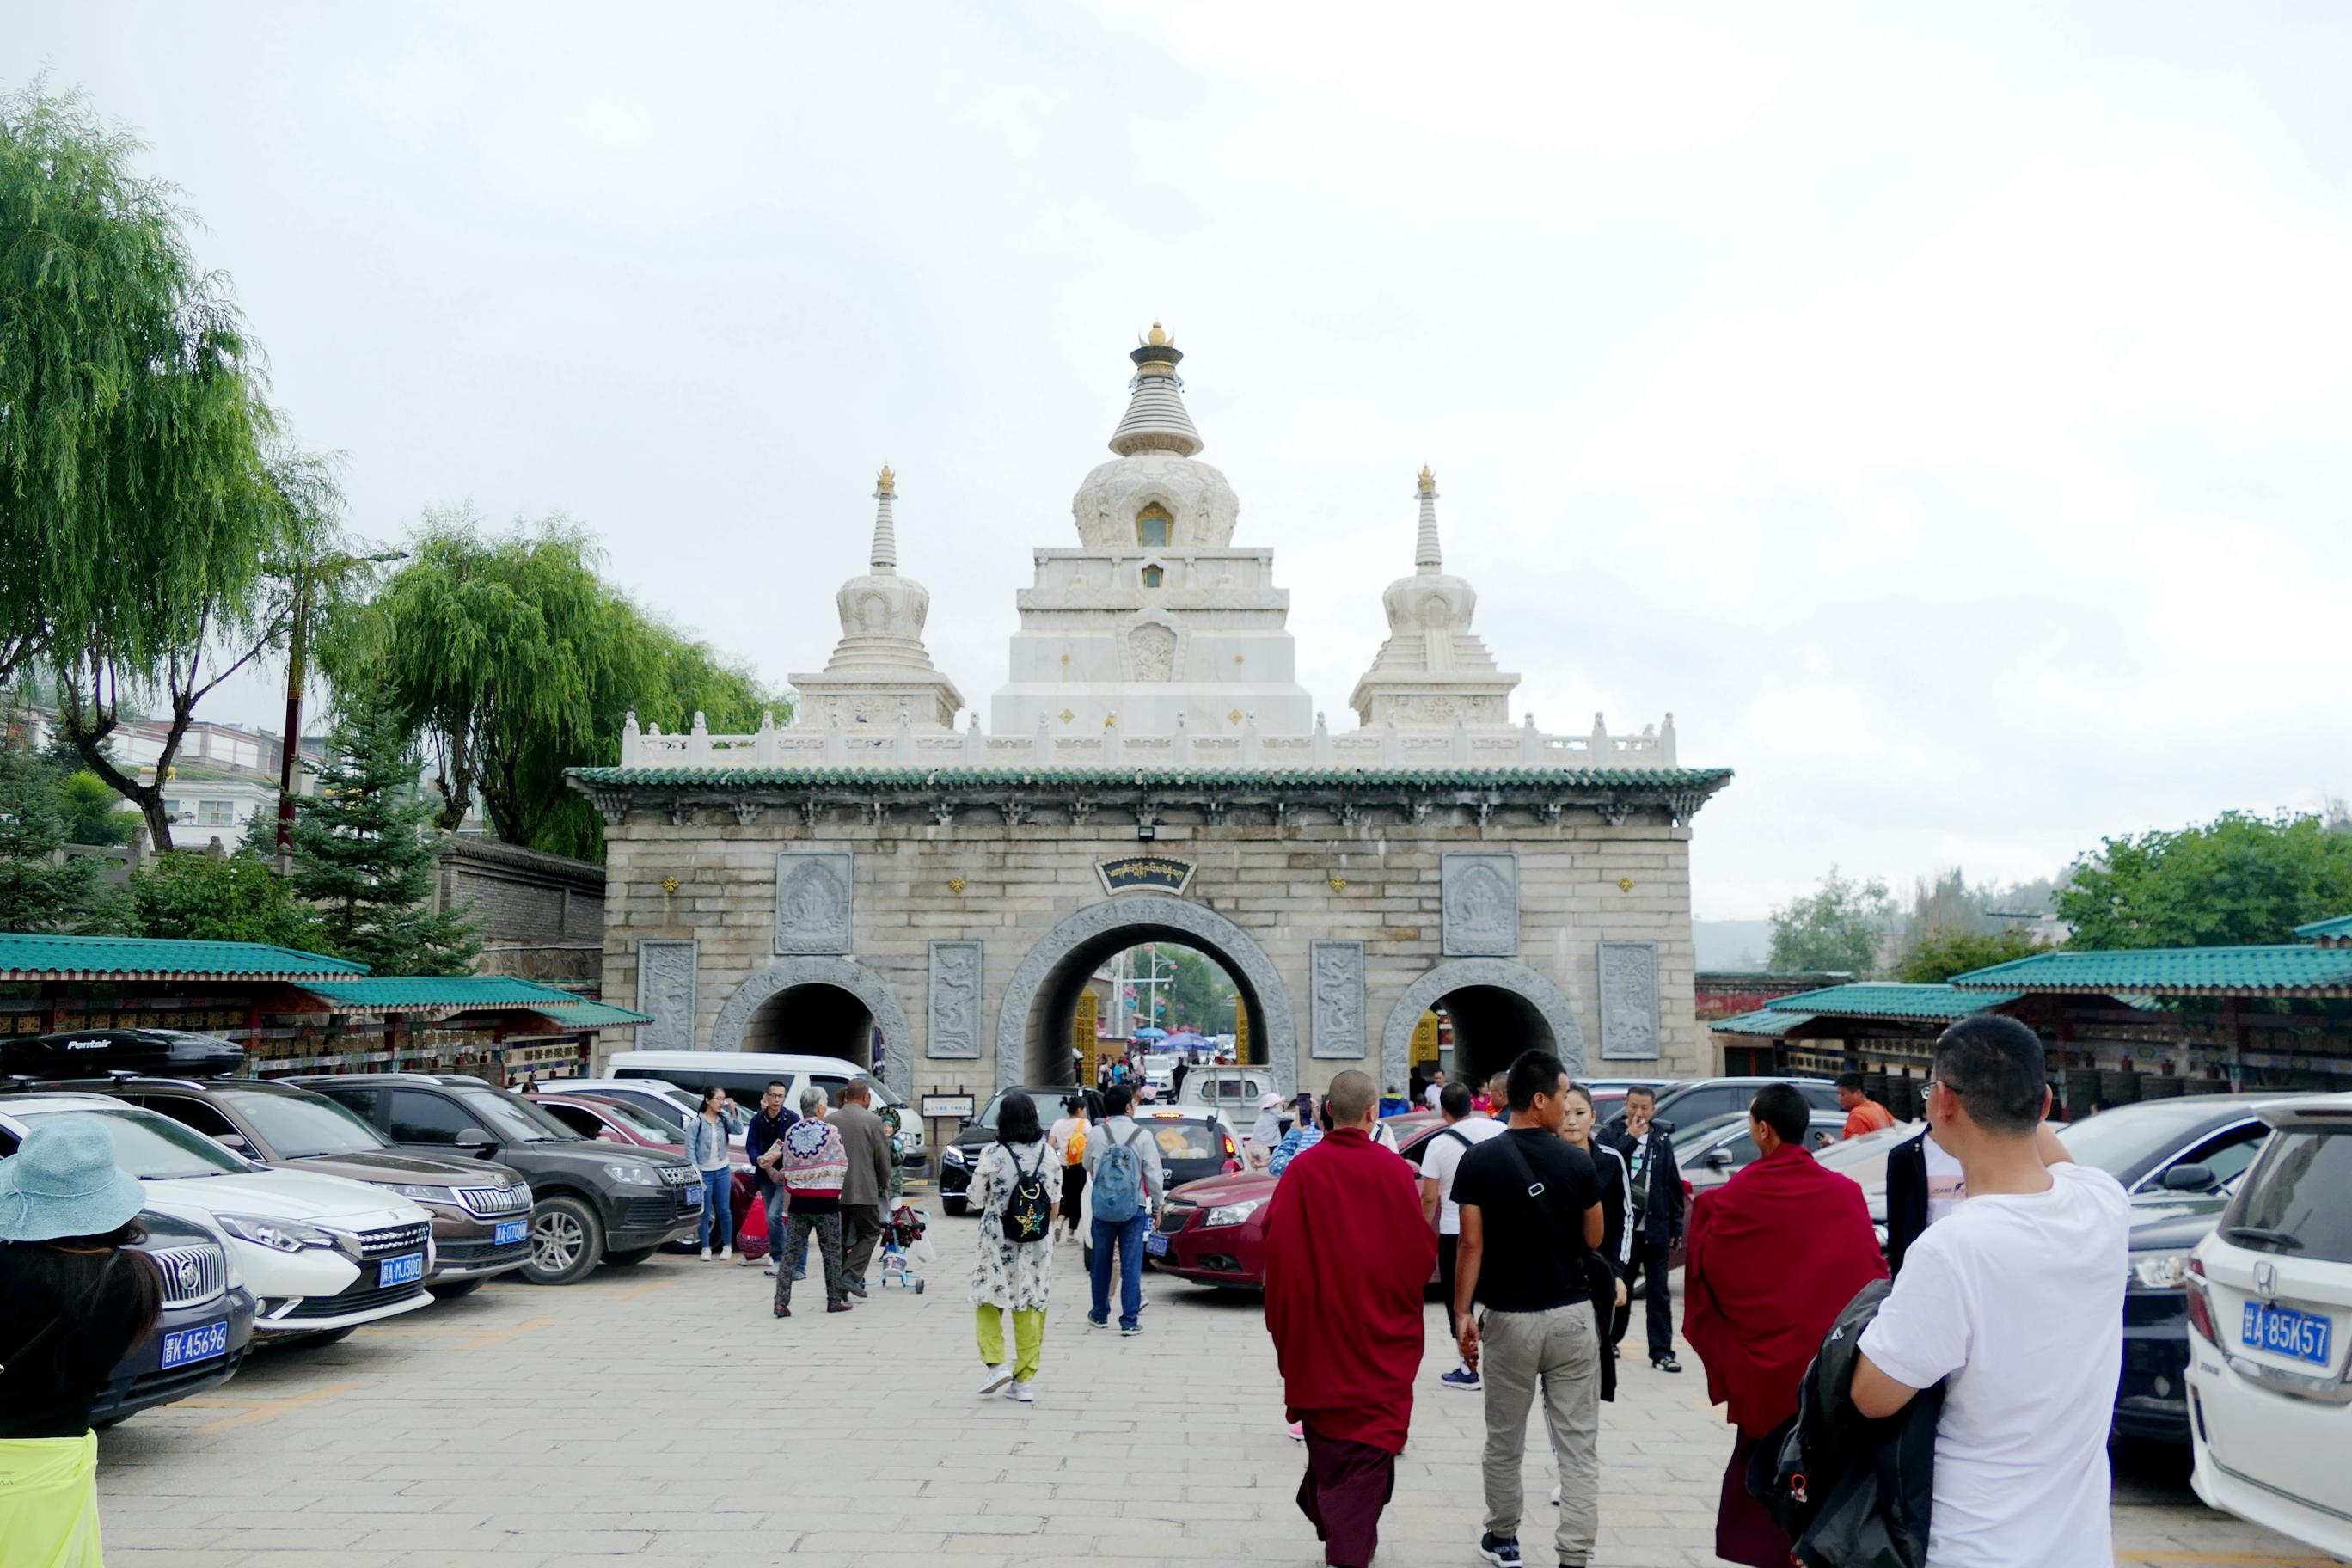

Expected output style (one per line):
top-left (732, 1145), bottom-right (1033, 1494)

top-left (1087, 1314), bottom-right (1109, 1330)
top-left (1120, 1324), bottom-right (1142, 1338)
top-left (1285, 1420), bottom-right (1304, 1441)
top-left (794, 1265), bottom-right (808, 1281)
top-left (773, 1303), bottom-right (791, 1319)
top-left (1479, 1532), bottom-right (1522, 1568)
top-left (699, 1246), bottom-right (712, 1261)
top-left (1651, 1352), bottom-right (1683, 1374)
top-left (977, 1364), bottom-right (1013, 1396)
top-left (1006, 1381), bottom-right (1034, 1403)
top-left (1550, 1482), bottom-right (1559, 1506)
top-left (719, 1246), bottom-right (732, 1260)
top-left (1440, 1364), bottom-right (1481, 1392)
top-left (763, 1263), bottom-right (779, 1277)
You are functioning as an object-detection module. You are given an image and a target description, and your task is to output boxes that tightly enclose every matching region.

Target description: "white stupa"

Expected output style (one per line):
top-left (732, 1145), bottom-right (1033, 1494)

top-left (1348, 468), bottom-right (1522, 731)
top-left (789, 468), bottom-right (965, 731)
top-left (988, 324), bottom-right (1315, 739)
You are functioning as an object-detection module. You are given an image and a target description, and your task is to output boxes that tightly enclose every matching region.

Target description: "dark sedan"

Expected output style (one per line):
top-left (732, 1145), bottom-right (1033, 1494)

top-left (95, 1210), bottom-right (258, 1426)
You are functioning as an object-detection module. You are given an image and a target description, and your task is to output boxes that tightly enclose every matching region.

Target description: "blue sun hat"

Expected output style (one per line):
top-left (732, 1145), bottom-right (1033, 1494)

top-left (0, 1117), bottom-right (147, 1242)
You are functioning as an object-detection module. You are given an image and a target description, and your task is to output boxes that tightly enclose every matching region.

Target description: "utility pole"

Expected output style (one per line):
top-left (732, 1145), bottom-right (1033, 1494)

top-left (272, 548), bottom-right (404, 875)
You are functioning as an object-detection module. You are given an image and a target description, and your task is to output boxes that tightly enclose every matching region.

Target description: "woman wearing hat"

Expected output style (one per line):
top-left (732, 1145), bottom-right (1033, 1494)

top-left (1247, 1093), bottom-right (1289, 1172)
top-left (0, 1117), bottom-right (164, 1567)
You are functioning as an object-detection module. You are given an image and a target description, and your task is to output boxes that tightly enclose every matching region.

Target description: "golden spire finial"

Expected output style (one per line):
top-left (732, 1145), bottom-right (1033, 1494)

top-left (1418, 465), bottom-right (1436, 495)
top-left (1145, 322), bottom-right (1171, 348)
top-left (876, 464), bottom-right (896, 495)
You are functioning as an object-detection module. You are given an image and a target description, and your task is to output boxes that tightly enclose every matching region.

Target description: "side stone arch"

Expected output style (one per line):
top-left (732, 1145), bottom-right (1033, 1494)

top-left (1377, 958), bottom-right (1585, 1093)
top-left (992, 894), bottom-right (1298, 1095)
top-left (707, 957), bottom-right (914, 1098)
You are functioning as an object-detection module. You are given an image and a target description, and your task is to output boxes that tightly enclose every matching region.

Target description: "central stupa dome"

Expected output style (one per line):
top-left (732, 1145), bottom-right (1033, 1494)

top-left (1069, 323), bottom-right (1240, 549)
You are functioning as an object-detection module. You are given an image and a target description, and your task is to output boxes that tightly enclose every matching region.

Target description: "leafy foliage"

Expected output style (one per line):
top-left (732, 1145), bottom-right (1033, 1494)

top-left (96, 849), bottom-right (326, 950)
top-left (1767, 867), bottom-right (1896, 976)
top-left (291, 697), bottom-right (477, 976)
top-left (331, 513), bottom-right (776, 858)
top-left (1896, 928), bottom-right (2051, 983)
top-left (58, 769), bottom-right (138, 846)
top-left (0, 725), bottom-right (98, 928)
top-left (2056, 812), bottom-right (2352, 950)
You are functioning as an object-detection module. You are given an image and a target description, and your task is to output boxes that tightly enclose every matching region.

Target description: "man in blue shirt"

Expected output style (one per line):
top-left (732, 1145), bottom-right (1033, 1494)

top-left (744, 1081), bottom-right (799, 1277)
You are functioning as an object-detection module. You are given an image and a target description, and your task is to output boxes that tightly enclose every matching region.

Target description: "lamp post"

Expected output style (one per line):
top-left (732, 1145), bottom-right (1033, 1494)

top-left (273, 548), bottom-right (405, 873)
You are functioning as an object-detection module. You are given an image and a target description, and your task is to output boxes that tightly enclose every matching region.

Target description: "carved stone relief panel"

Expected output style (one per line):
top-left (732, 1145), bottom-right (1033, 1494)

top-left (1597, 940), bottom-right (1661, 1061)
top-left (774, 851), bottom-right (853, 955)
top-left (927, 940), bottom-right (983, 1060)
top-left (1129, 623), bottom-right (1178, 682)
top-left (1309, 940), bottom-right (1366, 1060)
top-left (1441, 851), bottom-right (1520, 957)
top-left (636, 940), bottom-right (698, 1053)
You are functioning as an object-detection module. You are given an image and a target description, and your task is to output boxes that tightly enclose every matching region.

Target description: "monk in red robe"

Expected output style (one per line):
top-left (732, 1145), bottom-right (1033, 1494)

top-left (1684, 1083), bottom-right (1889, 1567)
top-left (1263, 1069), bottom-right (1437, 1568)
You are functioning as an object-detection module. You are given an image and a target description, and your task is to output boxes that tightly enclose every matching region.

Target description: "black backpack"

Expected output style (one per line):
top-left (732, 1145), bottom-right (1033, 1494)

top-left (1001, 1144), bottom-right (1054, 1243)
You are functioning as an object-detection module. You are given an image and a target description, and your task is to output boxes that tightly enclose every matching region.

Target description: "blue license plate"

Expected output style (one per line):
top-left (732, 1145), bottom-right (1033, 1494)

top-left (159, 1320), bottom-right (230, 1369)
top-left (2242, 1301), bottom-right (2333, 1366)
top-left (681, 1185), bottom-right (701, 1210)
top-left (1145, 1232), bottom-right (1169, 1257)
top-left (494, 1220), bottom-right (527, 1246)
top-left (378, 1252), bottom-right (426, 1288)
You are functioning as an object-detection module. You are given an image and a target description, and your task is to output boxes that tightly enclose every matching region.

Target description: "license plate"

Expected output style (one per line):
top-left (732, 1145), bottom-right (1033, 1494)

top-left (1145, 1233), bottom-right (1169, 1257)
top-left (681, 1185), bottom-right (701, 1210)
top-left (2242, 1302), bottom-right (2333, 1366)
top-left (159, 1320), bottom-right (230, 1369)
top-left (378, 1252), bottom-right (426, 1288)
top-left (493, 1220), bottom-right (527, 1246)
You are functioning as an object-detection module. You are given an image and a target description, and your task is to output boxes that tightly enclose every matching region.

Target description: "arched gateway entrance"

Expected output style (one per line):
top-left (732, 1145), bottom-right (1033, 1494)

top-left (995, 895), bottom-right (1297, 1095)
top-left (707, 957), bottom-right (914, 1097)
top-left (1378, 959), bottom-right (1584, 1099)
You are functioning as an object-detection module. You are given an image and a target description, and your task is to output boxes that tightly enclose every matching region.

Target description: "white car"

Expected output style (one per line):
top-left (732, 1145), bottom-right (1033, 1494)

top-left (2186, 1092), bottom-right (2352, 1559)
top-left (1174, 1065), bottom-right (1277, 1130)
top-left (603, 1050), bottom-right (927, 1165)
top-left (0, 1093), bottom-right (436, 1342)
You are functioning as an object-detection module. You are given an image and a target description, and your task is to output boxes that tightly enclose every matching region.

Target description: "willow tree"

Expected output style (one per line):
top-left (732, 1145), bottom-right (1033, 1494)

top-left (334, 512), bottom-right (775, 859)
top-left (0, 83), bottom-right (309, 848)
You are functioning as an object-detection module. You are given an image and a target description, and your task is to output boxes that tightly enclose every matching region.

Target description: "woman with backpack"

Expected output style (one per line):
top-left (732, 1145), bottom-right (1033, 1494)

top-left (1047, 1093), bottom-right (1090, 1246)
top-left (967, 1091), bottom-right (1059, 1403)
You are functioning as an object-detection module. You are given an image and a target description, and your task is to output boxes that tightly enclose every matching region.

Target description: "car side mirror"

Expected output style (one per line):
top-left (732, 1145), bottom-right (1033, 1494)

top-left (215, 1132), bottom-right (249, 1152)
top-left (456, 1129), bottom-right (497, 1154)
top-left (2161, 1162), bottom-right (2216, 1192)
top-left (597, 1129), bottom-right (622, 1142)
top-left (1704, 1146), bottom-right (1734, 1169)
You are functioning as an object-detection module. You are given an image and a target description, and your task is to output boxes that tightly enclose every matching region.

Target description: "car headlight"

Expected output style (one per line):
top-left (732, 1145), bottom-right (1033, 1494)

top-left (1204, 1198), bottom-right (1264, 1228)
top-left (941, 1146), bottom-right (967, 1167)
top-left (604, 1163), bottom-right (661, 1186)
top-left (2130, 1251), bottom-right (2192, 1289)
top-left (382, 1183), bottom-right (456, 1205)
top-left (217, 1213), bottom-right (337, 1254)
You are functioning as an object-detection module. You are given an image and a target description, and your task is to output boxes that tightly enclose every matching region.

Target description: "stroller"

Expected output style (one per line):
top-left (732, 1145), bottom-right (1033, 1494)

top-left (879, 1201), bottom-right (932, 1293)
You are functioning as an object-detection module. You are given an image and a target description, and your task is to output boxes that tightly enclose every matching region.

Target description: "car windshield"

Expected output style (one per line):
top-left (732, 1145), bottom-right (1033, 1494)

top-left (1139, 1116), bottom-right (1225, 1160)
top-left (582, 1096), bottom-right (683, 1143)
top-left (1813, 1125), bottom-right (1917, 1187)
top-left (2055, 1104), bottom-right (2235, 1178)
top-left (452, 1087), bottom-right (577, 1142)
top-left (34, 1106), bottom-right (253, 1179)
top-left (2224, 1129), bottom-right (2352, 1262)
top-left (223, 1089), bottom-right (389, 1158)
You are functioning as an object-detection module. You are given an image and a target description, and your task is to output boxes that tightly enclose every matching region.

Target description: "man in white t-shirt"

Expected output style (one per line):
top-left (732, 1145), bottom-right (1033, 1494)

top-left (1417, 1080), bottom-right (1505, 1391)
top-left (1851, 1014), bottom-right (2128, 1568)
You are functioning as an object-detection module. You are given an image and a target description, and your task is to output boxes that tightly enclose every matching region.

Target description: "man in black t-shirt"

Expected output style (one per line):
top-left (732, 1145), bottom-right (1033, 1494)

top-left (1452, 1050), bottom-right (1606, 1568)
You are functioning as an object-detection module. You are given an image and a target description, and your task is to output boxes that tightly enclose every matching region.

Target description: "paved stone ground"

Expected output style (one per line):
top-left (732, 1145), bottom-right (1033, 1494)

top-left (97, 1203), bottom-right (2327, 1567)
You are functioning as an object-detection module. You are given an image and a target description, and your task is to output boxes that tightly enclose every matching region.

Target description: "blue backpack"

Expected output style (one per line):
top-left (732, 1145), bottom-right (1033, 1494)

top-left (1093, 1125), bottom-right (1147, 1223)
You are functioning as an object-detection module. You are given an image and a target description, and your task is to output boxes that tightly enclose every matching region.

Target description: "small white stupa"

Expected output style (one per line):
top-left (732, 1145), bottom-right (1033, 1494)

top-left (1346, 468), bottom-right (1522, 731)
top-left (789, 467), bottom-right (965, 731)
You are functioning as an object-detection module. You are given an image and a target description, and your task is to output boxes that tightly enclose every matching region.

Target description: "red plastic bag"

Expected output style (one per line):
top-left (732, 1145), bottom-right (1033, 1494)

top-left (733, 1170), bottom-right (770, 1259)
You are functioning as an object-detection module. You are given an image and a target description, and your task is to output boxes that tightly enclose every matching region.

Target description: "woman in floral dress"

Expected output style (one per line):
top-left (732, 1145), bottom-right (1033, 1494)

top-left (967, 1092), bottom-right (1059, 1404)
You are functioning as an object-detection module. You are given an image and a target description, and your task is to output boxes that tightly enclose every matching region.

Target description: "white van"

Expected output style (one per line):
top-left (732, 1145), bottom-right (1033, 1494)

top-left (605, 1051), bottom-right (925, 1166)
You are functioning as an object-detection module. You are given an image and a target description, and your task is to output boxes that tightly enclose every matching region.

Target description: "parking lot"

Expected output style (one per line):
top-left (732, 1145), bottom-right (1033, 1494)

top-left (95, 1202), bottom-right (2331, 1568)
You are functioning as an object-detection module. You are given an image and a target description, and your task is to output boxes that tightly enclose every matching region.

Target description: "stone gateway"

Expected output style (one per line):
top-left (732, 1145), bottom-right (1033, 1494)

top-left (573, 325), bottom-right (1730, 1105)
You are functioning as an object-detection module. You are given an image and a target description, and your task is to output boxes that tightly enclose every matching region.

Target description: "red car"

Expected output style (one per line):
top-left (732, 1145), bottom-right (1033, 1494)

top-left (528, 1090), bottom-right (764, 1253)
top-left (1147, 1112), bottom-right (1444, 1289)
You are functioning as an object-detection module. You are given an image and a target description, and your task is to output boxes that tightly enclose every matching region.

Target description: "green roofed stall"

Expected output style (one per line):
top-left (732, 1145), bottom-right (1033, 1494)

top-left (1948, 946), bottom-right (2352, 997)
top-left (0, 934), bottom-right (367, 983)
top-left (1764, 983), bottom-right (2024, 1019)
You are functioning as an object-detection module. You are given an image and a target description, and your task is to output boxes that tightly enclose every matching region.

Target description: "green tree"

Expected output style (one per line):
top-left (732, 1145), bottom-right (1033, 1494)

top-left (2056, 812), bottom-right (2352, 950)
top-left (101, 849), bottom-right (325, 949)
top-left (1767, 867), bottom-right (1896, 976)
top-left (1896, 928), bottom-right (2051, 983)
top-left (58, 769), bottom-right (138, 846)
top-left (291, 698), bottom-right (477, 975)
top-left (1162, 947), bottom-right (1239, 1032)
top-left (0, 726), bottom-right (97, 928)
top-left (331, 513), bottom-right (776, 859)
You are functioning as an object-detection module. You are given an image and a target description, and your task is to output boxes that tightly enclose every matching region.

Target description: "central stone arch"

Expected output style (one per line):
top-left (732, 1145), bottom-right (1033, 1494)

top-left (1378, 958), bottom-right (1584, 1096)
top-left (993, 894), bottom-right (1298, 1095)
top-left (708, 956), bottom-right (914, 1097)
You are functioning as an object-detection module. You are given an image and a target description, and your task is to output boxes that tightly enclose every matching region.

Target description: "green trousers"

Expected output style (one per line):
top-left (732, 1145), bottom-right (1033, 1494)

top-left (974, 1304), bottom-right (1045, 1381)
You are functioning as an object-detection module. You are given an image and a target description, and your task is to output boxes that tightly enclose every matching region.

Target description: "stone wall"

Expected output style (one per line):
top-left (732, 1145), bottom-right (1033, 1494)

top-left (597, 806), bottom-right (1703, 1100)
top-left (435, 837), bottom-right (605, 983)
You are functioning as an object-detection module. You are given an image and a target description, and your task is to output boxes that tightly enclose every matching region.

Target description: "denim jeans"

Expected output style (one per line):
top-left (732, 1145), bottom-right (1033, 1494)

top-left (695, 1167), bottom-right (732, 1249)
top-left (761, 1179), bottom-right (807, 1271)
top-left (1088, 1212), bottom-right (1149, 1330)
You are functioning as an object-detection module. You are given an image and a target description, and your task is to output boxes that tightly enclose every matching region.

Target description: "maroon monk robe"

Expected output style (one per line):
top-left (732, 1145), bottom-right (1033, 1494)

top-left (1684, 1140), bottom-right (1888, 1567)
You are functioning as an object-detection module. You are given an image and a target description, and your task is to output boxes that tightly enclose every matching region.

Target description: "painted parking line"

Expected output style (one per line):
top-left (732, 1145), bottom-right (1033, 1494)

top-left (179, 1381), bottom-right (360, 1436)
top-left (451, 1315), bottom-right (560, 1351)
top-left (603, 1277), bottom-right (678, 1301)
top-left (2122, 1553), bottom-right (2342, 1566)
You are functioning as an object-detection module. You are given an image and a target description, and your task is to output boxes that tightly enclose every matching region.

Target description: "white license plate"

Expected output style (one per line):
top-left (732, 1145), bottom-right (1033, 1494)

top-left (2242, 1301), bottom-right (2334, 1366)
top-left (681, 1185), bottom-right (701, 1210)
top-left (378, 1252), bottom-right (426, 1288)
top-left (493, 1220), bottom-right (527, 1246)
top-left (160, 1320), bottom-right (230, 1369)
top-left (1145, 1233), bottom-right (1169, 1257)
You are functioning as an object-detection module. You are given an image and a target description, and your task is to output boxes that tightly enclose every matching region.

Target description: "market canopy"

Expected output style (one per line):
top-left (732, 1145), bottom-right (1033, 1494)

top-left (0, 934), bottom-right (368, 983)
top-left (1763, 982), bottom-right (2024, 1019)
top-left (1950, 945), bottom-right (2352, 997)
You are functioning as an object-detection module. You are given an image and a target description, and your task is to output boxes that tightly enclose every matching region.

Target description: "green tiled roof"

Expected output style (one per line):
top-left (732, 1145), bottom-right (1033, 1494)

top-left (301, 977), bottom-right (591, 1012)
top-left (0, 934), bottom-right (367, 982)
top-left (2294, 913), bottom-right (2352, 943)
top-left (569, 764), bottom-right (1734, 792)
top-left (539, 1001), bottom-right (654, 1028)
top-left (1767, 983), bottom-right (2023, 1019)
top-left (1950, 946), bottom-right (2352, 995)
top-left (1711, 1008), bottom-right (1814, 1036)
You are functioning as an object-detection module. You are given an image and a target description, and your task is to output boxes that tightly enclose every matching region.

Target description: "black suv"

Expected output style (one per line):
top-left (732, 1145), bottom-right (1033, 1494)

top-left (293, 1074), bottom-right (699, 1285)
top-left (940, 1084), bottom-right (1079, 1215)
top-left (95, 1209), bottom-right (258, 1426)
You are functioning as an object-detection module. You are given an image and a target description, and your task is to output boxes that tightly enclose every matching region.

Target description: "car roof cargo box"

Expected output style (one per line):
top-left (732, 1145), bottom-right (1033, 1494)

top-left (9, 1028), bottom-right (247, 1081)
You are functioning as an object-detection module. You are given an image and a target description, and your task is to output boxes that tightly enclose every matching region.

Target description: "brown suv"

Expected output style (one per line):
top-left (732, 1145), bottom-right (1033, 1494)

top-left (77, 1076), bottom-right (535, 1297)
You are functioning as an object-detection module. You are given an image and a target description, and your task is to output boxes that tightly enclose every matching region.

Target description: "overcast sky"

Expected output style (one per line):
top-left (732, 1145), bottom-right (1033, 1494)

top-left (13, 2), bottom-right (2349, 918)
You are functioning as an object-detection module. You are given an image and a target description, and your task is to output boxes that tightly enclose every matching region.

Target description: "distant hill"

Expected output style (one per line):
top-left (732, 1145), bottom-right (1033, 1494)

top-left (1694, 918), bottom-right (1773, 972)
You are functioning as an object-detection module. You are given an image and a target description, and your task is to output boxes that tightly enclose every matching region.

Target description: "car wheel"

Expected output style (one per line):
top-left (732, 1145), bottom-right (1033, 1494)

top-left (605, 1247), bottom-right (657, 1267)
top-left (430, 1277), bottom-right (485, 1300)
top-left (523, 1196), bottom-right (603, 1286)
